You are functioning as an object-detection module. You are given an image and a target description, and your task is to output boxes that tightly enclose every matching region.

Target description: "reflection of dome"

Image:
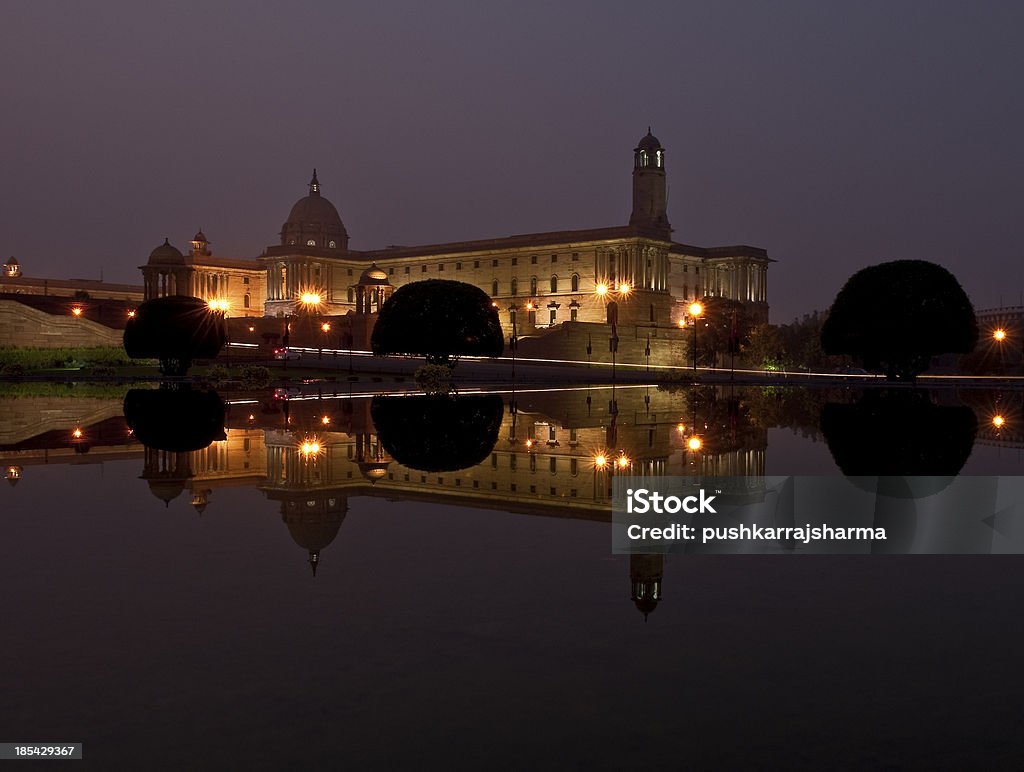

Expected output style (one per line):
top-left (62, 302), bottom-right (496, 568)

top-left (148, 479), bottom-right (185, 506)
top-left (636, 128), bottom-right (662, 151)
top-left (358, 264), bottom-right (390, 286)
top-left (280, 169), bottom-right (348, 251)
top-left (357, 460), bottom-right (390, 482)
top-left (6, 465), bottom-right (22, 486)
top-left (148, 238), bottom-right (184, 264)
top-left (633, 594), bottom-right (659, 620)
top-left (280, 495), bottom-right (349, 576)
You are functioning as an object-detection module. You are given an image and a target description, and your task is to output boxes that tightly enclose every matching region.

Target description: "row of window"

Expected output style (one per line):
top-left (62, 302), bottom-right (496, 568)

top-left (490, 275), bottom-right (581, 296)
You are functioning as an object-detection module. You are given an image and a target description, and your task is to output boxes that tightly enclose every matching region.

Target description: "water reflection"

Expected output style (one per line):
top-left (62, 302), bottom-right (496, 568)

top-left (820, 389), bottom-right (977, 493)
top-left (371, 394), bottom-right (504, 472)
top-left (3, 383), bottom-right (1022, 613)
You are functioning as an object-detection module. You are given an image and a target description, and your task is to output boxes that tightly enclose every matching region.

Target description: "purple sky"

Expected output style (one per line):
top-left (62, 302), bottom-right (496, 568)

top-left (2, 1), bottom-right (1022, 322)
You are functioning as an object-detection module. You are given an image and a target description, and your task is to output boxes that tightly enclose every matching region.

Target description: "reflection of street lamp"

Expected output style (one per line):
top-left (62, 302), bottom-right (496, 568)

top-left (688, 301), bottom-right (704, 374)
top-left (687, 436), bottom-right (702, 451)
top-left (993, 415), bottom-right (1006, 429)
top-left (319, 321), bottom-right (331, 360)
top-left (994, 328), bottom-right (1007, 342)
top-left (71, 306), bottom-right (83, 317)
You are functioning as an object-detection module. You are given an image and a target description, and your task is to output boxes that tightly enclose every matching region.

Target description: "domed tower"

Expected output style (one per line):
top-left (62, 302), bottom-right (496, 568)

top-left (353, 263), bottom-right (393, 314)
top-left (3, 256), bottom-right (21, 278)
top-left (190, 230), bottom-right (211, 258)
top-left (629, 128), bottom-right (671, 235)
top-left (279, 494), bottom-right (349, 576)
top-left (142, 238), bottom-right (187, 300)
top-left (280, 169), bottom-right (349, 253)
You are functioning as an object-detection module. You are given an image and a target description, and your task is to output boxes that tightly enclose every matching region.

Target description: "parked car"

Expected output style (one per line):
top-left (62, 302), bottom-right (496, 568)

top-left (273, 387), bottom-right (302, 400)
top-left (273, 347), bottom-right (301, 361)
top-left (837, 366), bottom-right (870, 375)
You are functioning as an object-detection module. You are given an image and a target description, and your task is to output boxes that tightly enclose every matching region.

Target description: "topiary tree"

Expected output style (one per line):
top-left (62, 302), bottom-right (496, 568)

top-left (123, 295), bottom-right (226, 376)
top-left (371, 279), bottom-right (503, 365)
top-left (821, 260), bottom-right (977, 381)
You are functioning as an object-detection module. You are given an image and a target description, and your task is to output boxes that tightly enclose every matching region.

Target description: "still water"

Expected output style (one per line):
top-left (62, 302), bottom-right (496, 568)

top-left (2, 383), bottom-right (1023, 769)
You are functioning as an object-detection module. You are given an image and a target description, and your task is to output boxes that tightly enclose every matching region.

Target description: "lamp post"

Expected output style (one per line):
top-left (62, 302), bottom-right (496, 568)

top-left (688, 301), bottom-right (704, 375)
top-left (319, 321), bottom-right (331, 360)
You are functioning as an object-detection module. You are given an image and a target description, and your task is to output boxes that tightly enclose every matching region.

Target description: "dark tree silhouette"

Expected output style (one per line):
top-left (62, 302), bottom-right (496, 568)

top-left (123, 295), bottom-right (227, 376)
top-left (371, 280), bottom-right (503, 365)
top-left (821, 260), bottom-right (977, 380)
top-left (123, 387), bottom-right (226, 452)
top-left (820, 389), bottom-right (976, 492)
top-left (371, 394), bottom-right (503, 472)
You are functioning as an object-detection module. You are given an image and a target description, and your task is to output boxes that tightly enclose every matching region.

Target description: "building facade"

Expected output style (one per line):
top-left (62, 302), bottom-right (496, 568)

top-left (145, 131), bottom-right (771, 335)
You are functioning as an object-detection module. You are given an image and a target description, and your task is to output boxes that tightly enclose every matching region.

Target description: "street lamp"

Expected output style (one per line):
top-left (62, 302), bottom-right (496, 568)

top-left (688, 301), bottom-right (704, 374)
top-left (994, 328), bottom-right (1007, 342)
top-left (595, 283), bottom-right (609, 297)
top-left (319, 322), bottom-right (331, 360)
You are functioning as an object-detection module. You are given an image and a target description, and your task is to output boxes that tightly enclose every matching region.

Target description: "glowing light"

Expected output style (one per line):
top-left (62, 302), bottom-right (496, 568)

top-left (321, 322), bottom-right (332, 333)
top-left (321, 416), bottom-right (331, 425)
top-left (248, 325), bottom-right (256, 332)
top-left (300, 292), bottom-right (322, 306)
top-left (688, 301), bottom-right (704, 318)
top-left (248, 414), bottom-right (255, 421)
top-left (594, 454), bottom-right (608, 469)
top-left (525, 302), bottom-right (535, 311)
top-left (491, 301), bottom-right (499, 308)
top-left (595, 283), bottom-right (609, 297)
top-left (72, 427), bottom-right (84, 439)
top-left (993, 415), bottom-right (1006, 429)
top-left (678, 319), bottom-right (686, 328)
top-left (71, 307), bottom-right (83, 317)
top-left (617, 454), bottom-right (630, 468)
top-left (525, 439), bottom-right (534, 449)
top-left (994, 328), bottom-right (1007, 342)
top-left (617, 282), bottom-right (631, 295)
top-left (299, 436), bottom-right (322, 458)
top-left (127, 310), bottom-right (136, 318)
top-left (688, 436), bottom-right (702, 451)
top-left (676, 423), bottom-right (685, 433)
top-left (6, 465), bottom-right (21, 480)
top-left (208, 299), bottom-right (230, 312)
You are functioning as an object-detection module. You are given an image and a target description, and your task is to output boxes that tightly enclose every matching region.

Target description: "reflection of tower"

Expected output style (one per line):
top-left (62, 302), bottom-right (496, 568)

top-left (6, 464), bottom-right (23, 486)
top-left (355, 432), bottom-right (392, 484)
top-left (630, 553), bottom-right (663, 621)
top-left (190, 488), bottom-right (213, 515)
top-left (141, 447), bottom-right (195, 507)
top-left (275, 493), bottom-right (349, 576)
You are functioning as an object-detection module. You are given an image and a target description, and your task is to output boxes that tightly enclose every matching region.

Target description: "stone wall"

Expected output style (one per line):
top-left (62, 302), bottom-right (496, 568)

top-left (514, 321), bottom-right (688, 368)
top-left (0, 300), bottom-right (123, 348)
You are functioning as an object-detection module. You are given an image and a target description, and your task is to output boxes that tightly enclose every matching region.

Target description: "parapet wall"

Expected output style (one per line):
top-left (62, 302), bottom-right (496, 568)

top-left (0, 300), bottom-right (124, 349)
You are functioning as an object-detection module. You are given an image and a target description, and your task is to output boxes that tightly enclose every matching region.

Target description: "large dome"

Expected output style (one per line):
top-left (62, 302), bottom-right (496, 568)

top-left (280, 169), bottom-right (349, 252)
top-left (148, 238), bottom-right (184, 264)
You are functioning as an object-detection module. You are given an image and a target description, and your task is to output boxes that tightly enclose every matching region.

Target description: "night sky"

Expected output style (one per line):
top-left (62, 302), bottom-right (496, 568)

top-left (2, 1), bottom-right (1022, 322)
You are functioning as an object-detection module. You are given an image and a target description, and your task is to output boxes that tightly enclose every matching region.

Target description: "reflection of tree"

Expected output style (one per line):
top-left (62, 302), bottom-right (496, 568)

top-left (821, 390), bottom-right (976, 479)
top-left (123, 387), bottom-right (225, 452)
top-left (370, 394), bottom-right (503, 472)
top-left (743, 386), bottom-right (853, 441)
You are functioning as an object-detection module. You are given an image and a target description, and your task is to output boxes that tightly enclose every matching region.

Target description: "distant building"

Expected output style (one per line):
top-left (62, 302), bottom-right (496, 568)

top-left (147, 131), bottom-right (771, 336)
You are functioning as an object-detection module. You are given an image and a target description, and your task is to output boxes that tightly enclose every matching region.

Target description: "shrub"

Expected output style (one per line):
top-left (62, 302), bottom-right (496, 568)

top-left (414, 364), bottom-right (453, 394)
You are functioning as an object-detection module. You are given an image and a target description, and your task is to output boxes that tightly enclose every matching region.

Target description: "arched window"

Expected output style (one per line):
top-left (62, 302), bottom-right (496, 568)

top-left (306, 239), bottom-right (316, 247)
top-left (649, 304), bottom-right (655, 322)
top-left (550, 276), bottom-right (558, 293)
top-left (328, 240), bottom-right (336, 249)
top-left (530, 276), bottom-right (537, 295)
top-left (244, 293), bottom-right (250, 309)
top-left (511, 278), bottom-right (518, 296)
top-left (571, 273), bottom-right (579, 292)
top-left (492, 279), bottom-right (499, 296)
top-left (347, 287), bottom-right (354, 303)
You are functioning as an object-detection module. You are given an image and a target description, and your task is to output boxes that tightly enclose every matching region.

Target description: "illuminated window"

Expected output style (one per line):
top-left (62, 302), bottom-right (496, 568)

top-left (306, 239), bottom-right (316, 246)
top-left (328, 240), bottom-right (336, 248)
top-left (571, 274), bottom-right (579, 292)
top-left (244, 293), bottom-right (250, 308)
